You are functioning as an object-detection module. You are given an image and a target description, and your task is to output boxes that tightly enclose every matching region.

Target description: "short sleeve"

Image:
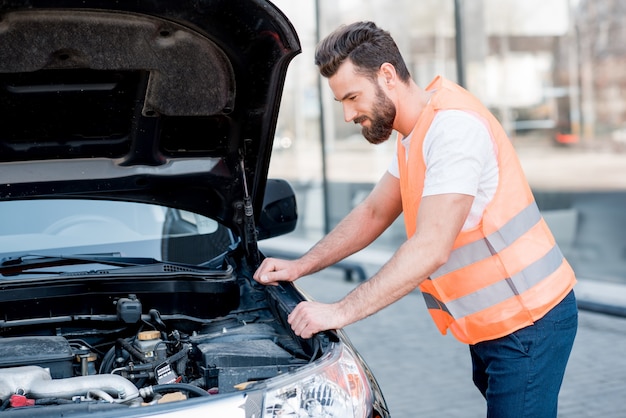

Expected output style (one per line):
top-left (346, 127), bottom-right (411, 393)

top-left (422, 110), bottom-right (494, 198)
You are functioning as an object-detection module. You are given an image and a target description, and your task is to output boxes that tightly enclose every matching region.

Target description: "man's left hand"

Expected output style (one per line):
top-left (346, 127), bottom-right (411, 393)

top-left (287, 300), bottom-right (345, 338)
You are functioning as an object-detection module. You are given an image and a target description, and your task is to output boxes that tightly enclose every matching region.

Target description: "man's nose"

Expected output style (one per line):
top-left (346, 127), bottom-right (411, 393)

top-left (343, 103), bottom-right (357, 123)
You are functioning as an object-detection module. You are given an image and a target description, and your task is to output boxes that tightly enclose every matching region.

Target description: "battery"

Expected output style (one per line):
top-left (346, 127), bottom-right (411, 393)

top-left (0, 336), bottom-right (74, 378)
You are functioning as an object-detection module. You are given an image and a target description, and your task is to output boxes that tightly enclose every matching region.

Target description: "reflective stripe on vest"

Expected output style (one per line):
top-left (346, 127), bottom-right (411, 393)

top-left (431, 201), bottom-right (542, 279)
top-left (425, 244), bottom-right (564, 319)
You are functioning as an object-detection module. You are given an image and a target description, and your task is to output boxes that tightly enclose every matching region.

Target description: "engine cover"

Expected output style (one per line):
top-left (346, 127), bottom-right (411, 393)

top-left (0, 336), bottom-right (74, 378)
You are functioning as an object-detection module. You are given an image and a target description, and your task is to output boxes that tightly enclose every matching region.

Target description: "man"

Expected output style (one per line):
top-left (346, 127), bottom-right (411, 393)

top-left (253, 21), bottom-right (577, 417)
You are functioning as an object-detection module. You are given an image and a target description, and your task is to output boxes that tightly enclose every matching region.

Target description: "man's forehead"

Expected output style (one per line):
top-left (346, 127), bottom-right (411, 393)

top-left (329, 61), bottom-right (373, 100)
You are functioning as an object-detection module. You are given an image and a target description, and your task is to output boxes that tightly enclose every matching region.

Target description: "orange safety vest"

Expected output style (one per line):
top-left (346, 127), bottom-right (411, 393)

top-left (398, 76), bottom-right (576, 345)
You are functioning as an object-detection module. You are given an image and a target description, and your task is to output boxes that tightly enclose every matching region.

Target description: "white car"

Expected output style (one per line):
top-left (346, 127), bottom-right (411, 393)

top-left (0, 1), bottom-right (389, 417)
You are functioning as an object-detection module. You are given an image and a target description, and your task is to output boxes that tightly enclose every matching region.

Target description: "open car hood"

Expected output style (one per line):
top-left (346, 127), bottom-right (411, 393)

top-left (0, 0), bottom-right (300, 238)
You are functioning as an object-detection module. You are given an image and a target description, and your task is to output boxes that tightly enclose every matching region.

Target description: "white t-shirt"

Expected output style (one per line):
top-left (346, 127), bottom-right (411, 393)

top-left (388, 110), bottom-right (499, 230)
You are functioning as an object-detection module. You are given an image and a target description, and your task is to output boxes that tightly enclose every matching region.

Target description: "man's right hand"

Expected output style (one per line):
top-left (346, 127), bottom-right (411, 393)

top-left (253, 257), bottom-right (303, 285)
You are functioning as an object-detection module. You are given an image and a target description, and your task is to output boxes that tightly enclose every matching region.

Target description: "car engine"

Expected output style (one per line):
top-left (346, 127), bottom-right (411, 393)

top-left (0, 289), bottom-right (311, 412)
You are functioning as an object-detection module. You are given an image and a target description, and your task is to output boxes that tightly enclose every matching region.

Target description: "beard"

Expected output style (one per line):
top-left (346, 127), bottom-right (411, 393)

top-left (355, 85), bottom-right (396, 145)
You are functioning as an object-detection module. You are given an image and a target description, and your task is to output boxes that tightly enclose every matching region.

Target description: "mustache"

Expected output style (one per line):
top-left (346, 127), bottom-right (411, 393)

top-left (354, 116), bottom-right (368, 125)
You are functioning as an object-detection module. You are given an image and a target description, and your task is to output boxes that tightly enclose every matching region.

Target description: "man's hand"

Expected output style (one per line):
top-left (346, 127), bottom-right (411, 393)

top-left (288, 301), bottom-right (345, 338)
top-left (253, 257), bottom-right (303, 285)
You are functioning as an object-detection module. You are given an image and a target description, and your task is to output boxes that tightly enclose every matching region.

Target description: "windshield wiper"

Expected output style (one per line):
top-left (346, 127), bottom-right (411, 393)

top-left (0, 253), bottom-right (161, 276)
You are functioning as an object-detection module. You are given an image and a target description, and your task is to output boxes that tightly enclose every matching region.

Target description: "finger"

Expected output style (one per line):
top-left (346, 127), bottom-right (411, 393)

top-left (292, 319), bottom-right (311, 338)
top-left (259, 267), bottom-right (291, 284)
top-left (257, 270), bottom-right (279, 284)
top-left (253, 258), bottom-right (275, 280)
top-left (288, 303), bottom-right (314, 338)
top-left (287, 303), bottom-right (300, 325)
top-left (253, 260), bottom-right (282, 284)
top-left (295, 321), bottom-right (315, 339)
top-left (287, 303), bottom-right (305, 328)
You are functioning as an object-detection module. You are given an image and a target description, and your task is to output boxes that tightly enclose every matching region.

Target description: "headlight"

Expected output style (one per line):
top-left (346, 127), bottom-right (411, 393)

top-left (262, 343), bottom-right (373, 417)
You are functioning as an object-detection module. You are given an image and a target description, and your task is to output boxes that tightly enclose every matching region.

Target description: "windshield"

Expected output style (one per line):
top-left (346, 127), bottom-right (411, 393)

top-left (0, 199), bottom-right (235, 267)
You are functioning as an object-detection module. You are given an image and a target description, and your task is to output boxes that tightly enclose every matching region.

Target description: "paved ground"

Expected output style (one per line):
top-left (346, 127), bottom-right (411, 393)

top-left (289, 256), bottom-right (626, 418)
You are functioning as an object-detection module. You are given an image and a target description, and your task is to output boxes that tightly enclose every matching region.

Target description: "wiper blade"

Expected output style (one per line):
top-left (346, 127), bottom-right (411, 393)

top-left (0, 253), bottom-right (161, 276)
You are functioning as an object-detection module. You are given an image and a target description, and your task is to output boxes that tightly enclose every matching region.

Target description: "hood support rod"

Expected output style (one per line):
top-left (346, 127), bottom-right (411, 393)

top-left (240, 159), bottom-right (260, 268)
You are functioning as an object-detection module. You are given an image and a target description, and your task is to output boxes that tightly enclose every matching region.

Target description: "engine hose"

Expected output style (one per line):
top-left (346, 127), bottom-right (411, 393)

top-left (116, 338), bottom-right (147, 362)
top-left (120, 370), bottom-right (152, 380)
top-left (140, 383), bottom-right (209, 398)
top-left (118, 343), bottom-right (191, 374)
top-left (36, 397), bottom-right (76, 405)
top-left (149, 309), bottom-right (167, 332)
top-left (29, 373), bottom-right (140, 400)
top-left (86, 389), bottom-right (115, 403)
top-left (165, 343), bottom-right (191, 364)
top-left (117, 362), bottom-right (154, 372)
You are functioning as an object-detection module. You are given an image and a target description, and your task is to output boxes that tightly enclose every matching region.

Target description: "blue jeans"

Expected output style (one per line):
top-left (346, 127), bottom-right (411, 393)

top-left (469, 291), bottom-right (578, 418)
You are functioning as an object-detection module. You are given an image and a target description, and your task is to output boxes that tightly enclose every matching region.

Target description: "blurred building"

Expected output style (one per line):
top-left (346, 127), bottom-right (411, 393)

top-left (269, 0), bottom-right (626, 256)
top-left (571, 0), bottom-right (626, 145)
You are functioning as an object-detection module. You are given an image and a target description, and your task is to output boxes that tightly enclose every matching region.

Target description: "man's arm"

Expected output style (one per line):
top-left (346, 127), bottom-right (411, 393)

top-left (253, 172), bottom-right (402, 284)
top-left (287, 192), bottom-right (474, 338)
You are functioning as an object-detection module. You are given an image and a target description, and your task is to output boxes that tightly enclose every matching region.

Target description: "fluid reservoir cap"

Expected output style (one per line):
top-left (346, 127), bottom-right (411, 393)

top-left (138, 330), bottom-right (161, 341)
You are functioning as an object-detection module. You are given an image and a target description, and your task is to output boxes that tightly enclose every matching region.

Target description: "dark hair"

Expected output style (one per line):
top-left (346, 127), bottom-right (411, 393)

top-left (315, 21), bottom-right (411, 82)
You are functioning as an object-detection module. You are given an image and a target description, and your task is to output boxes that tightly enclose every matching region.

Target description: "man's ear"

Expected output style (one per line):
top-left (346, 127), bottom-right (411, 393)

top-left (379, 62), bottom-right (397, 87)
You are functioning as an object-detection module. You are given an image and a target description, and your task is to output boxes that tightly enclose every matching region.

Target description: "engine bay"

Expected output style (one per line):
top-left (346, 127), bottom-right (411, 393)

top-left (0, 270), bottom-right (314, 414)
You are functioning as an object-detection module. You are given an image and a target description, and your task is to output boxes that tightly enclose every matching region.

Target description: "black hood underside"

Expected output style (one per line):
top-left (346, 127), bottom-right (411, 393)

top-left (0, 0), bottom-right (301, 237)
